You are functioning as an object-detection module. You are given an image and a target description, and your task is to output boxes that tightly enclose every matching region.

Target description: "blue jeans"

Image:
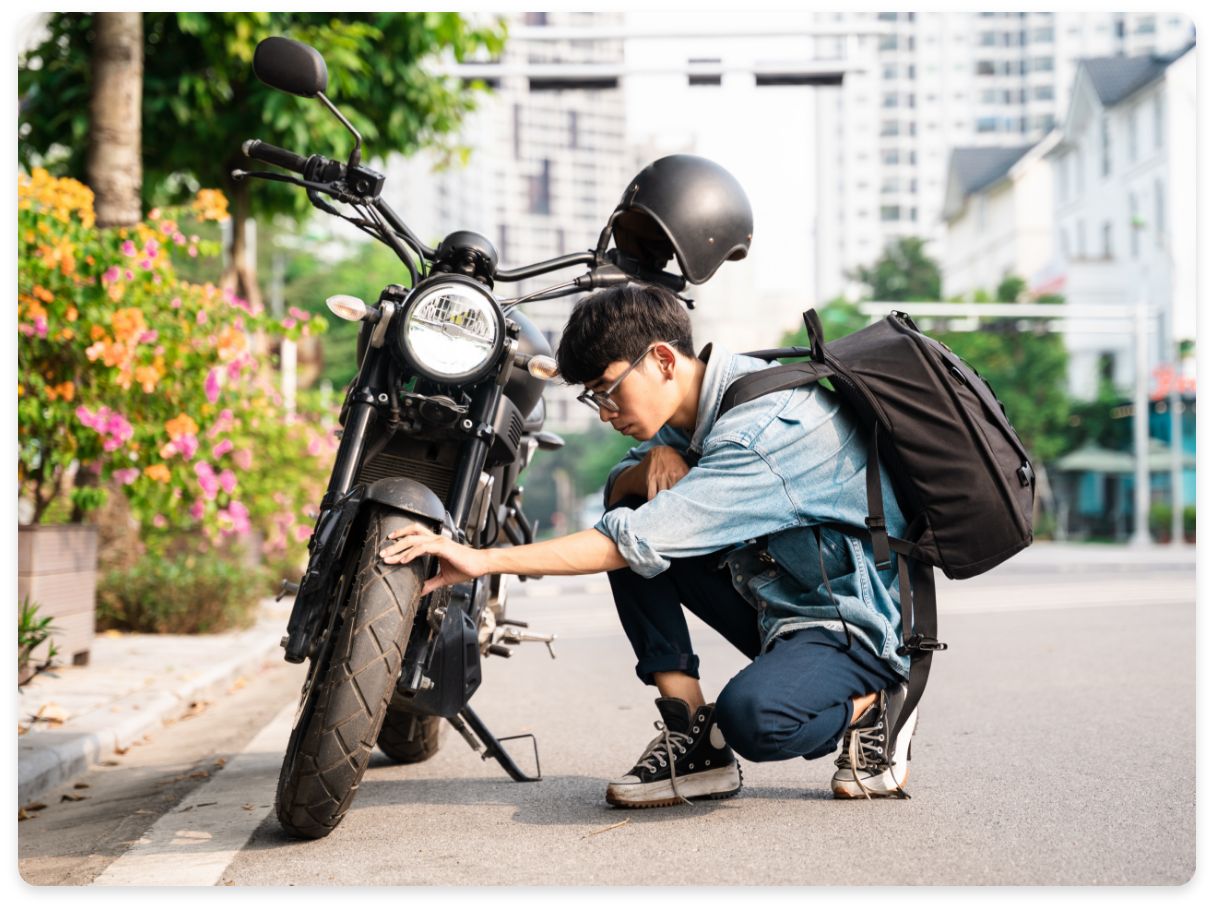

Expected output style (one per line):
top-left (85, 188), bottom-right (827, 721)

top-left (607, 497), bottom-right (899, 763)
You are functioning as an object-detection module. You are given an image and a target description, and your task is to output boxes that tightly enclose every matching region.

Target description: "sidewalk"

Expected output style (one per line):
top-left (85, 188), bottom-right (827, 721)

top-left (18, 598), bottom-right (291, 805)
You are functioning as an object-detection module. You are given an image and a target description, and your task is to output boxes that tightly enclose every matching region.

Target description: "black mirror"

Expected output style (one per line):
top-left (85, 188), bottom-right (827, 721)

top-left (253, 36), bottom-right (328, 98)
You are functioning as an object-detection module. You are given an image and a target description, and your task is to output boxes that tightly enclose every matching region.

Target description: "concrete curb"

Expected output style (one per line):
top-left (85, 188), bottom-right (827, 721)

top-left (17, 612), bottom-right (286, 805)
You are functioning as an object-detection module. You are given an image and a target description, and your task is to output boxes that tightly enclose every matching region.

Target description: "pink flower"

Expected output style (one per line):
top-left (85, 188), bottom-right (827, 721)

top-left (139, 330), bottom-right (158, 344)
top-left (204, 368), bottom-right (221, 404)
top-left (294, 524), bottom-right (312, 542)
top-left (170, 297), bottom-right (182, 309)
top-left (144, 240), bottom-right (159, 258)
top-left (189, 499), bottom-right (206, 521)
top-left (102, 265), bottom-right (121, 284)
top-left (196, 310), bottom-right (208, 325)
top-left (33, 316), bottom-right (48, 338)
top-left (218, 469), bottom-right (237, 494)
top-left (113, 468), bottom-right (139, 485)
top-left (176, 434), bottom-right (199, 460)
top-left (160, 441), bottom-right (178, 459)
top-left (188, 245), bottom-right (198, 258)
top-left (226, 500), bottom-right (251, 534)
top-left (226, 360), bottom-right (243, 382)
top-left (152, 514), bottom-right (168, 529)
top-left (138, 258), bottom-right (153, 270)
top-left (281, 317), bottom-right (297, 330)
top-left (306, 436), bottom-right (324, 457)
top-left (124, 269), bottom-right (135, 281)
top-left (121, 240), bottom-right (137, 257)
top-left (288, 306), bottom-right (310, 321)
top-left (211, 438), bottom-right (233, 459)
top-left (194, 461), bottom-right (219, 500)
top-left (173, 232), bottom-right (186, 245)
top-left (234, 449), bottom-right (253, 471)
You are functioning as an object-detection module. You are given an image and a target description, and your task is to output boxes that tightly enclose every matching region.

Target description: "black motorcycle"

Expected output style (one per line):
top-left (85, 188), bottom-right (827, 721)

top-left (236, 36), bottom-right (710, 840)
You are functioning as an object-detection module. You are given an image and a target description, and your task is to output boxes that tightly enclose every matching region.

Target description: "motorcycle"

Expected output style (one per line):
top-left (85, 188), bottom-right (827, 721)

top-left (236, 36), bottom-right (693, 839)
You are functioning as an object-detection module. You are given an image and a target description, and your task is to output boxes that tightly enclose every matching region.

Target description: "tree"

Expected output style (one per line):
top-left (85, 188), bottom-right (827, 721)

top-left (847, 236), bottom-right (942, 302)
top-left (87, 13), bottom-right (143, 228)
top-left (19, 12), bottom-right (505, 308)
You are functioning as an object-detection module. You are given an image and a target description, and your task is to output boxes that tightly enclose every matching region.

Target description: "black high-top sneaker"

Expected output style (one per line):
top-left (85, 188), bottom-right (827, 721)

top-left (606, 698), bottom-right (742, 808)
top-left (831, 682), bottom-right (918, 799)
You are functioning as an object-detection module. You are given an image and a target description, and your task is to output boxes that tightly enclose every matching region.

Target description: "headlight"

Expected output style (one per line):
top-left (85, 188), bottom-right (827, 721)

top-left (396, 275), bottom-right (504, 383)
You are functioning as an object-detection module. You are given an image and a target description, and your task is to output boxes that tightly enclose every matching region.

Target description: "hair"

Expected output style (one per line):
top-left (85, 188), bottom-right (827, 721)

top-left (555, 283), bottom-right (695, 385)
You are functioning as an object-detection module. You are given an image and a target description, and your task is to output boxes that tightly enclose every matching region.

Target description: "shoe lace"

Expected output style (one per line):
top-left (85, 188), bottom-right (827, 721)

top-left (843, 715), bottom-right (910, 801)
top-left (635, 721), bottom-right (694, 806)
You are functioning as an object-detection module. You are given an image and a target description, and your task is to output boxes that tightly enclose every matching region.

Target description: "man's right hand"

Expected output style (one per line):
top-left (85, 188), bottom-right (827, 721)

top-left (640, 445), bottom-right (690, 500)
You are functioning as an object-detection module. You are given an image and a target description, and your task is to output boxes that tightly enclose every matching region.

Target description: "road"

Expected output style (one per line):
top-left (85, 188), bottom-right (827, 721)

top-left (18, 554), bottom-right (1196, 886)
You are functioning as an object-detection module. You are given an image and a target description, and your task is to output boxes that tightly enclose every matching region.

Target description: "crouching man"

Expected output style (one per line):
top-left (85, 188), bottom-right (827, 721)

top-left (379, 283), bottom-right (917, 807)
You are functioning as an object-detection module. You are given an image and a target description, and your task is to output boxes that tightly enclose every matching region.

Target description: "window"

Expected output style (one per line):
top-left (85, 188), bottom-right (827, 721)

top-left (1033, 85), bottom-right (1054, 101)
top-left (976, 60), bottom-right (996, 76)
top-left (1129, 194), bottom-right (1139, 258)
top-left (1135, 16), bottom-right (1156, 34)
top-left (1100, 116), bottom-right (1111, 177)
top-left (1153, 94), bottom-right (1165, 149)
top-left (881, 148), bottom-right (900, 165)
top-left (568, 111), bottom-right (579, 149)
top-left (512, 104), bottom-right (522, 159)
top-left (527, 159), bottom-right (552, 215)
top-left (880, 120), bottom-right (899, 136)
top-left (879, 34), bottom-right (898, 51)
top-left (881, 205), bottom-right (901, 221)
top-left (882, 92), bottom-right (900, 108)
top-left (1128, 108), bottom-right (1139, 163)
top-left (1102, 220), bottom-right (1114, 258)
top-left (976, 116), bottom-right (998, 133)
top-left (1031, 56), bottom-right (1054, 72)
top-left (882, 63), bottom-right (899, 79)
top-left (1154, 179), bottom-right (1166, 244)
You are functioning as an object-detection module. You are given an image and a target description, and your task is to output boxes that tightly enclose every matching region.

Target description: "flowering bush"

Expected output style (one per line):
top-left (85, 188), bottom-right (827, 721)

top-left (18, 169), bottom-right (332, 572)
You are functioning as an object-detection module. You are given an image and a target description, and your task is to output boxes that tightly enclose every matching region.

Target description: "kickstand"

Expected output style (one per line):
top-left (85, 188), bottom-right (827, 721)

top-left (448, 705), bottom-right (542, 782)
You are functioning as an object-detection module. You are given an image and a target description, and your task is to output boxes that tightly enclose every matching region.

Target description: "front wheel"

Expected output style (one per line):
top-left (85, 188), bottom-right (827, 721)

top-left (275, 509), bottom-right (430, 839)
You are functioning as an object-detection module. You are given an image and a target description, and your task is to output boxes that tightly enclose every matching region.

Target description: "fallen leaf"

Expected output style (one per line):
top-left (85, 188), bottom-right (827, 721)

top-left (73, 782), bottom-right (90, 789)
top-left (101, 629), bottom-right (124, 638)
top-left (181, 700), bottom-right (210, 719)
top-left (18, 808), bottom-right (30, 821)
top-left (213, 757), bottom-right (227, 768)
top-left (241, 803), bottom-right (255, 811)
top-left (189, 769), bottom-right (210, 780)
top-left (18, 725), bottom-right (29, 736)
top-left (134, 809), bottom-right (153, 816)
top-left (34, 702), bottom-right (69, 725)
top-left (23, 802), bottom-right (47, 812)
top-left (114, 746), bottom-right (129, 755)
top-left (227, 677), bottom-right (247, 694)
top-left (100, 760), bottom-right (120, 767)
top-left (223, 880), bottom-right (235, 887)
top-left (60, 793), bottom-right (87, 802)
top-left (195, 801), bottom-right (218, 808)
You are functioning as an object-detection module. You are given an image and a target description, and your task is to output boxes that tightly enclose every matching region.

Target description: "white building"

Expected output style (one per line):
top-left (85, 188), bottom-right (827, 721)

top-left (940, 135), bottom-right (1059, 300)
top-left (1046, 43), bottom-right (1197, 399)
top-left (813, 11), bottom-right (1196, 305)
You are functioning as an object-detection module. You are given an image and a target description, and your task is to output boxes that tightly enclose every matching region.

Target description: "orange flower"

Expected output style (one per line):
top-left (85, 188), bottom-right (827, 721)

top-left (192, 188), bottom-right (230, 222)
top-left (65, 306), bottom-right (78, 323)
top-left (144, 464), bottom-right (171, 483)
top-left (90, 325), bottom-right (107, 341)
top-left (165, 413), bottom-right (199, 439)
top-left (32, 285), bottom-right (54, 303)
top-left (134, 362), bottom-right (164, 394)
top-left (111, 307), bottom-right (147, 344)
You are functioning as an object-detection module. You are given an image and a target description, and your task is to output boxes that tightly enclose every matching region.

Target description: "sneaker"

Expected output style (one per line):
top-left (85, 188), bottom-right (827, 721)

top-left (605, 698), bottom-right (743, 808)
top-left (831, 683), bottom-right (918, 799)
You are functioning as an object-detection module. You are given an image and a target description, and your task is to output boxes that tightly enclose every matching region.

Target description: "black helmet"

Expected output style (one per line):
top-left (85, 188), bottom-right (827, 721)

top-left (608, 154), bottom-right (753, 285)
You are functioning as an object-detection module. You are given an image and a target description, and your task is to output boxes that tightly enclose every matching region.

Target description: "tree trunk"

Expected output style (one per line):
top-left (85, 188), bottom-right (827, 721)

top-left (87, 13), bottom-right (143, 228)
top-left (220, 176), bottom-right (264, 312)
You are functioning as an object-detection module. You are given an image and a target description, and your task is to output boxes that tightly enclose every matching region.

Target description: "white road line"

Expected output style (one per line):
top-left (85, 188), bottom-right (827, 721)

top-left (93, 701), bottom-right (295, 886)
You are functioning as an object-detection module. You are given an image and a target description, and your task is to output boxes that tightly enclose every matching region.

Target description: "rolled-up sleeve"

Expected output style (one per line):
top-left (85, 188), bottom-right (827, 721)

top-left (594, 440), bottom-right (800, 577)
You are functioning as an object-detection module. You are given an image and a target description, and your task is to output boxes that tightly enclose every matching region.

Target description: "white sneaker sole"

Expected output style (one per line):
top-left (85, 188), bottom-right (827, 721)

top-left (606, 764), bottom-right (743, 809)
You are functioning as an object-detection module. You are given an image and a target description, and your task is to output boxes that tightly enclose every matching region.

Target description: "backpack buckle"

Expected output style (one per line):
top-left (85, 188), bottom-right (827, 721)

top-left (1017, 462), bottom-right (1035, 487)
top-left (864, 516), bottom-right (886, 533)
top-left (896, 634), bottom-right (948, 656)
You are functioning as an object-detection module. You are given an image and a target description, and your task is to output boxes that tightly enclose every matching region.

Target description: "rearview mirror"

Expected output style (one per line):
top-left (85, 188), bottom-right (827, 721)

top-left (253, 36), bottom-right (328, 98)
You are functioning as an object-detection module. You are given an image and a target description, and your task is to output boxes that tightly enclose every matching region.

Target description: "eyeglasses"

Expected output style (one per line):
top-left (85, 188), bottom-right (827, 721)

top-left (576, 341), bottom-right (675, 413)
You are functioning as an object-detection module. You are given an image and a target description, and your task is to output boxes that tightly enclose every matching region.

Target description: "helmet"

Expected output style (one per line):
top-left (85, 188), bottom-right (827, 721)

top-left (608, 154), bottom-right (753, 285)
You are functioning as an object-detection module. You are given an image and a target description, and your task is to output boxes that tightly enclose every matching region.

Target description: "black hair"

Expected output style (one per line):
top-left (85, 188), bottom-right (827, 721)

top-left (555, 283), bottom-right (695, 386)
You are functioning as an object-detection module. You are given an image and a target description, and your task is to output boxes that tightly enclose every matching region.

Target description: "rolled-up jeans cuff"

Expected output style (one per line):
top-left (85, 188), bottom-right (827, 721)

top-left (635, 653), bottom-right (700, 686)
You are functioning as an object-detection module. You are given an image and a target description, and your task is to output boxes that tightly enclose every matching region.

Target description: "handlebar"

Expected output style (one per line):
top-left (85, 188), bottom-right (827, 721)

top-left (242, 139), bottom-right (308, 174)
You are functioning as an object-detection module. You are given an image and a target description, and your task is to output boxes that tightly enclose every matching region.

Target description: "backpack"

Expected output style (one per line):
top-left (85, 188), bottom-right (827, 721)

top-left (721, 308), bottom-right (1036, 744)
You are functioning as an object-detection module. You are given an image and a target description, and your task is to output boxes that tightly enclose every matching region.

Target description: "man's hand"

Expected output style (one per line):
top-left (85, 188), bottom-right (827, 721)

top-left (640, 445), bottom-right (690, 500)
top-left (379, 526), bottom-right (491, 597)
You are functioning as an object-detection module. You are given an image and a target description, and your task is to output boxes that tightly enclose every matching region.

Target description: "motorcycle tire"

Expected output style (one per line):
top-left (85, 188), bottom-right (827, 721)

top-left (376, 708), bottom-right (446, 764)
top-left (275, 509), bottom-right (429, 839)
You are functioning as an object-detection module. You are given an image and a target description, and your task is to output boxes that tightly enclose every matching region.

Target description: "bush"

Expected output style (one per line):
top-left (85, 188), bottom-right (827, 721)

top-left (1149, 503), bottom-right (1197, 542)
top-left (97, 549), bottom-right (267, 634)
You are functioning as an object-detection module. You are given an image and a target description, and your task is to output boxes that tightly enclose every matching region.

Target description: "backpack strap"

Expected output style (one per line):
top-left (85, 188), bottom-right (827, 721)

top-left (720, 360), bottom-right (835, 414)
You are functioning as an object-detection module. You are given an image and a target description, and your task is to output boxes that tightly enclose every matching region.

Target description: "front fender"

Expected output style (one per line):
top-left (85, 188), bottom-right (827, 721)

top-left (283, 479), bottom-right (449, 663)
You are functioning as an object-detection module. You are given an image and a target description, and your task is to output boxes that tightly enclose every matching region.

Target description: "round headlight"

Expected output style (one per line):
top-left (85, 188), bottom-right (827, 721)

top-left (397, 275), bottom-right (504, 383)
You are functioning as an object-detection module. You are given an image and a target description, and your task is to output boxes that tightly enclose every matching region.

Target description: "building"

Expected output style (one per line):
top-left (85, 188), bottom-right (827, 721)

top-left (940, 136), bottom-right (1058, 300)
top-left (813, 11), bottom-right (1196, 305)
top-left (1046, 43), bottom-right (1197, 399)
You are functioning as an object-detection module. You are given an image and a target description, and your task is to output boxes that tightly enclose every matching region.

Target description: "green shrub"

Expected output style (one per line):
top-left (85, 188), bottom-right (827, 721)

top-left (97, 549), bottom-right (267, 634)
top-left (19, 596), bottom-right (60, 670)
top-left (1149, 503), bottom-right (1197, 541)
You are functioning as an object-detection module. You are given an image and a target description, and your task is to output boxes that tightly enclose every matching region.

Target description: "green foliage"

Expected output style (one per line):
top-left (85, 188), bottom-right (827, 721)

top-left (1062, 378), bottom-right (1131, 453)
top-left (779, 297), bottom-right (868, 348)
top-left (19, 596), bottom-right (61, 670)
top-left (97, 549), bottom-right (266, 633)
top-left (1149, 503), bottom-right (1197, 542)
top-left (19, 12), bottom-right (506, 222)
top-left (847, 237), bottom-right (942, 302)
top-left (518, 423), bottom-right (636, 534)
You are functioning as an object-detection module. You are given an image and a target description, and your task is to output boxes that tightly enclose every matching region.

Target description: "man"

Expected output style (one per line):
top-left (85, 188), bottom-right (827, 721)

top-left (380, 283), bottom-right (917, 807)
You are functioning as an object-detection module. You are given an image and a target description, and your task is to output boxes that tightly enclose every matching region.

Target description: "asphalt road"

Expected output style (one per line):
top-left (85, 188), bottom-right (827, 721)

top-left (19, 556), bottom-right (1196, 886)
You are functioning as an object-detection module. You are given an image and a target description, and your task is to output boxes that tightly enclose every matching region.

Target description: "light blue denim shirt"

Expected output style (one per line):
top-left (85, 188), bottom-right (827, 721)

top-left (594, 343), bottom-right (910, 678)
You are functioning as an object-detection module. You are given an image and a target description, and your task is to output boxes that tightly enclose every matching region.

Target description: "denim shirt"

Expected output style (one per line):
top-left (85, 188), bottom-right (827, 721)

top-left (593, 343), bottom-right (910, 679)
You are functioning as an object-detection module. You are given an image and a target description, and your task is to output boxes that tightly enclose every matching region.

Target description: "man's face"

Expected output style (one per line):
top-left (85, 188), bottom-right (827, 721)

top-left (581, 343), bottom-right (677, 440)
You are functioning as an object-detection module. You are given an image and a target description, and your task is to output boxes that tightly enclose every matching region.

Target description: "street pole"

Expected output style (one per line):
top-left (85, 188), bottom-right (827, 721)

top-left (1129, 287), bottom-right (1151, 546)
top-left (1170, 351), bottom-right (1184, 547)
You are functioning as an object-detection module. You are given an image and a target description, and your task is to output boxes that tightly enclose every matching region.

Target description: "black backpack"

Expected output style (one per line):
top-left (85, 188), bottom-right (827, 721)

top-left (721, 308), bottom-right (1036, 744)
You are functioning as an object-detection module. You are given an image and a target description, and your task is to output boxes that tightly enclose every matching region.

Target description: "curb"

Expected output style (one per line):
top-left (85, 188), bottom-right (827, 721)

top-left (17, 612), bottom-right (286, 805)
